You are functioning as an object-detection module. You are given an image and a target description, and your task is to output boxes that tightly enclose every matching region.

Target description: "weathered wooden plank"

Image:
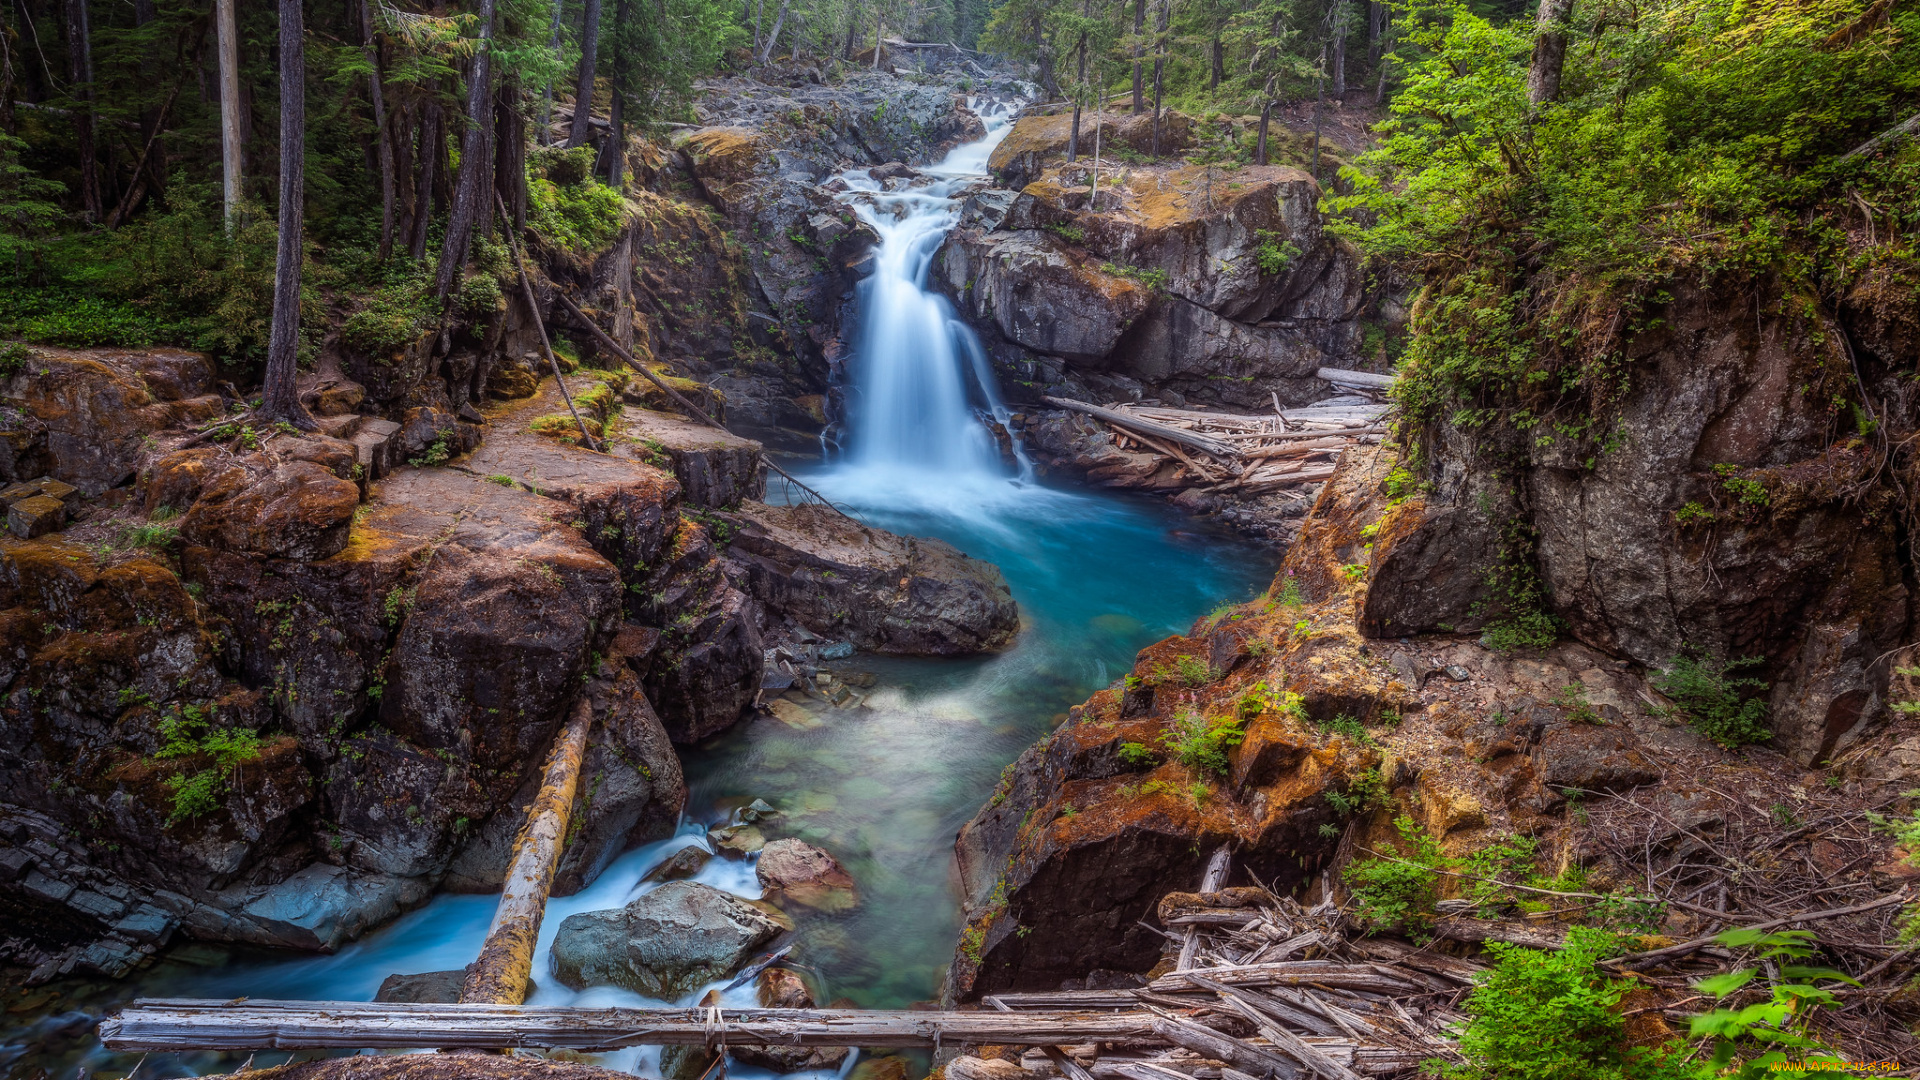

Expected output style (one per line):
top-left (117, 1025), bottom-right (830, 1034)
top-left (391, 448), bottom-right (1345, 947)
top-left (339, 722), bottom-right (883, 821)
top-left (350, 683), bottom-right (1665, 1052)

top-left (99, 1002), bottom-right (1167, 1053)
top-left (1148, 964), bottom-right (1418, 995)
top-left (1149, 1015), bottom-right (1298, 1080)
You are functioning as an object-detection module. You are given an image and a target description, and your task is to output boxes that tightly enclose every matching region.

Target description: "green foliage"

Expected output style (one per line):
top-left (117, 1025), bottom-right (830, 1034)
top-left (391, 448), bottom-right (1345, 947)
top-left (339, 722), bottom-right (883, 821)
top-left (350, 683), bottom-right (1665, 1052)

top-left (1653, 649), bottom-right (1770, 748)
top-left (153, 704), bottom-right (262, 826)
top-left (1478, 516), bottom-right (1560, 653)
top-left (1274, 576), bottom-right (1304, 608)
top-left (1344, 815), bottom-right (1444, 932)
top-left (1552, 684), bottom-right (1604, 725)
top-left (340, 273), bottom-right (437, 356)
top-left (1159, 710), bottom-right (1247, 776)
top-left (1443, 927), bottom-right (1686, 1080)
top-left (1326, 766), bottom-right (1388, 815)
top-left (1118, 741), bottom-right (1158, 768)
top-left (1044, 222), bottom-right (1086, 244)
top-left (1712, 464), bottom-right (1770, 509)
top-left (1334, 0), bottom-right (1920, 437)
top-left (1686, 929), bottom-right (1856, 1078)
top-left (527, 170), bottom-right (629, 254)
top-left (1252, 230), bottom-right (1301, 276)
top-left (1100, 262), bottom-right (1170, 291)
top-left (408, 435), bottom-right (453, 468)
top-left (1236, 682), bottom-right (1306, 722)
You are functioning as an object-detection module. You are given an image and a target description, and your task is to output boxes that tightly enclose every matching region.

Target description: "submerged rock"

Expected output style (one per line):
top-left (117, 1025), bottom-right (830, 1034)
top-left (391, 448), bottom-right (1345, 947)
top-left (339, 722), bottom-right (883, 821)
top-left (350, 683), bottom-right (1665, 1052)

top-left (642, 845), bottom-right (713, 884)
top-left (723, 502), bottom-right (1018, 655)
top-left (755, 838), bottom-right (858, 912)
top-left (549, 880), bottom-right (783, 996)
top-left (730, 966), bottom-right (850, 1073)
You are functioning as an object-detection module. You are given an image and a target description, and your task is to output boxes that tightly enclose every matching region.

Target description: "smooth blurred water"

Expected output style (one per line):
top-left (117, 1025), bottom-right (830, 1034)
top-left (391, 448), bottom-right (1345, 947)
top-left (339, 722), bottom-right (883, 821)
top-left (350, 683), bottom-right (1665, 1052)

top-left (1, 99), bottom-right (1279, 1080)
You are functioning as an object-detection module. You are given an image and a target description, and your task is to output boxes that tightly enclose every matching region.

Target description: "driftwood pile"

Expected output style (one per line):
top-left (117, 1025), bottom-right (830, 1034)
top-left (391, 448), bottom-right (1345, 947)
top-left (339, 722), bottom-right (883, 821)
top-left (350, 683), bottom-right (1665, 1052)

top-left (1045, 369), bottom-right (1392, 499)
top-left (951, 848), bottom-right (1475, 1080)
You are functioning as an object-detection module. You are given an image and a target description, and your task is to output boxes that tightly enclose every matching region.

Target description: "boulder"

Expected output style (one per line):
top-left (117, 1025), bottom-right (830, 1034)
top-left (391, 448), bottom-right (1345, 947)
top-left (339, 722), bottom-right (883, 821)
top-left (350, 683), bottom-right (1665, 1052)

top-left (7, 494), bottom-right (65, 539)
top-left (0, 346), bottom-right (224, 495)
top-left (722, 502), bottom-right (1019, 655)
top-left (621, 408), bottom-right (765, 510)
top-left (548, 880), bottom-right (784, 997)
top-left (755, 838), bottom-right (858, 912)
top-left (939, 230), bottom-right (1154, 363)
top-left (985, 111), bottom-right (1196, 190)
top-left (641, 844), bottom-right (713, 884)
top-left (730, 967), bottom-right (851, 1072)
top-left (177, 457), bottom-right (361, 561)
top-left (374, 969), bottom-right (466, 1003)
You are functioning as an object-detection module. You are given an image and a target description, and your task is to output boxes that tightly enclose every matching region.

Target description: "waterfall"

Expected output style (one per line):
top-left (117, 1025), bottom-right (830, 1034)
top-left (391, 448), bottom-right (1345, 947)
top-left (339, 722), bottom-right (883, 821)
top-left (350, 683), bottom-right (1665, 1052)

top-left (832, 102), bottom-right (1027, 491)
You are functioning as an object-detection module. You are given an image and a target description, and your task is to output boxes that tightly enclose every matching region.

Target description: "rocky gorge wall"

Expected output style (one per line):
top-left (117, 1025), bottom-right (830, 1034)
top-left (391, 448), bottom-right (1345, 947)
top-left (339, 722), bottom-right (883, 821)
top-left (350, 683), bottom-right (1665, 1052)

top-left (931, 110), bottom-right (1380, 412)
top-left (0, 63), bottom-right (1030, 985)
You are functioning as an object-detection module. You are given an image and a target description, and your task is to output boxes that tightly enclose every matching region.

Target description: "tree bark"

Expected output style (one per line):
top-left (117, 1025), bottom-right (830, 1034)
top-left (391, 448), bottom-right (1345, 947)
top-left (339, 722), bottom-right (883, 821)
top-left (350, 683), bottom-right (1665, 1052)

top-left (1149, 0), bottom-right (1166, 156)
top-left (1310, 51), bottom-right (1324, 180)
top-left (1526, 0), bottom-right (1573, 106)
top-left (1209, 33), bottom-right (1222, 91)
top-left (494, 78), bottom-right (526, 231)
top-left (1254, 97), bottom-right (1270, 166)
top-left (258, 0), bottom-right (316, 430)
top-left (758, 0), bottom-right (788, 64)
top-left (215, 0), bottom-right (242, 226)
top-left (1366, 1), bottom-right (1382, 65)
top-left (64, 0), bottom-right (99, 222)
top-left (1330, 0), bottom-right (1347, 98)
top-left (1129, 0), bottom-right (1143, 113)
top-left (566, 0), bottom-right (600, 146)
top-left (434, 0), bottom-right (498, 303)
top-left (409, 102), bottom-right (440, 261)
top-left (540, 0), bottom-right (564, 144)
top-left (361, 0), bottom-right (396, 260)
top-left (132, 0), bottom-right (166, 205)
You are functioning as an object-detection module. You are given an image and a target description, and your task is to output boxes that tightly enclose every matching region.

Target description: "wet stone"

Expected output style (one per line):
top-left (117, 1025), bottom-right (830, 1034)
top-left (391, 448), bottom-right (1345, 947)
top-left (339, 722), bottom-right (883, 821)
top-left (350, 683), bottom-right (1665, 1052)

top-left (641, 845), bottom-right (713, 884)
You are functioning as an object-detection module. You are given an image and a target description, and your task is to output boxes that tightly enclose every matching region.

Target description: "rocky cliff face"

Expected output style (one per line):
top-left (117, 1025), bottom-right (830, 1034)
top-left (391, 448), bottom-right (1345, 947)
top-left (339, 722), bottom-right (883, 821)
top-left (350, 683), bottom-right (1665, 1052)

top-left (932, 112), bottom-right (1376, 411)
top-left (1370, 283), bottom-right (1920, 765)
top-left (947, 437), bottom-right (1920, 999)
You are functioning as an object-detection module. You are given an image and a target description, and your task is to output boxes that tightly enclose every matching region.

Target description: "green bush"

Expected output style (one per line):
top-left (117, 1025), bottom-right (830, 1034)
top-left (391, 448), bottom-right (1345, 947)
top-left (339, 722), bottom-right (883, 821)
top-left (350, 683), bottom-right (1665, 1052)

top-left (152, 704), bottom-right (263, 825)
top-left (1344, 814), bottom-right (1444, 932)
top-left (1158, 710), bottom-right (1246, 776)
top-left (528, 171), bottom-right (630, 253)
top-left (340, 275), bottom-right (436, 356)
top-left (1653, 649), bottom-right (1769, 748)
top-left (1443, 927), bottom-right (1687, 1080)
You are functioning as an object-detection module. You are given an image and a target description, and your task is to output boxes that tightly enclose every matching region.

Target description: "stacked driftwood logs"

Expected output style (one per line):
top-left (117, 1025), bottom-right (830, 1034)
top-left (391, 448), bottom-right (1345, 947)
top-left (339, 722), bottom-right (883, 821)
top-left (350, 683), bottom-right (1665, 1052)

top-left (1044, 369), bottom-right (1393, 499)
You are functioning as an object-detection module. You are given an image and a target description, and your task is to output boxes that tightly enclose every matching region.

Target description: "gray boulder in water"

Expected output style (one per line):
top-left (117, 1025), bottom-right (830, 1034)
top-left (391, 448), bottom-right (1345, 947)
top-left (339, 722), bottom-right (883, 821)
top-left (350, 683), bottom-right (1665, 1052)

top-left (549, 880), bottom-right (783, 997)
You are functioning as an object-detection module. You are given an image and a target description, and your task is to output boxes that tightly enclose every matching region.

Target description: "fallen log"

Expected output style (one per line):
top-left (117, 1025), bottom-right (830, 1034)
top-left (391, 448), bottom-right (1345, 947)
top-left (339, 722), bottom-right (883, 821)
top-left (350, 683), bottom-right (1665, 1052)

top-left (989, 996), bottom-right (1099, 1080)
top-left (1047, 397), bottom-right (1239, 460)
top-left (1149, 963), bottom-right (1419, 995)
top-left (459, 696), bottom-right (594, 1005)
top-left (1429, 917), bottom-right (1567, 951)
top-left (1315, 367), bottom-right (1394, 390)
top-left (99, 1002), bottom-right (1167, 1053)
top-left (1149, 1015), bottom-right (1299, 1080)
top-left (1177, 847), bottom-right (1234, 971)
top-left (1190, 977), bottom-right (1363, 1080)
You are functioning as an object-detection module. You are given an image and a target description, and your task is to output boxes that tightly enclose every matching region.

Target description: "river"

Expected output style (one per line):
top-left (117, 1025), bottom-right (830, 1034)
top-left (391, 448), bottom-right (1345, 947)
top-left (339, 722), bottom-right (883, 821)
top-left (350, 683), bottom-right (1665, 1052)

top-left (0, 101), bottom-right (1278, 1080)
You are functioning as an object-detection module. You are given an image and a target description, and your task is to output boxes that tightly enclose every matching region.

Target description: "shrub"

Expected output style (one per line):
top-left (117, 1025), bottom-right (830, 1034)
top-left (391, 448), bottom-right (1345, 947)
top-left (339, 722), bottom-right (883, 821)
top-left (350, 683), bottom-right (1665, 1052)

top-left (340, 275), bottom-right (435, 356)
top-left (1653, 648), bottom-right (1769, 748)
top-left (527, 170), bottom-right (629, 253)
top-left (1344, 815), bottom-right (1444, 932)
top-left (1117, 741), bottom-right (1157, 769)
top-left (1159, 711), bottom-right (1246, 776)
top-left (1252, 230), bottom-right (1302, 275)
top-left (153, 704), bottom-right (262, 826)
top-left (1443, 927), bottom-right (1687, 1080)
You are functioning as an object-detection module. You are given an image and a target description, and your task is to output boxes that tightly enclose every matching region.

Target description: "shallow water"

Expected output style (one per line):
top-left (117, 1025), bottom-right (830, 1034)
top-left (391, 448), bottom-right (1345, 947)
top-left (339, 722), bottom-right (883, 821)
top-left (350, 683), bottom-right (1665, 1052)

top-left (0, 96), bottom-right (1280, 1079)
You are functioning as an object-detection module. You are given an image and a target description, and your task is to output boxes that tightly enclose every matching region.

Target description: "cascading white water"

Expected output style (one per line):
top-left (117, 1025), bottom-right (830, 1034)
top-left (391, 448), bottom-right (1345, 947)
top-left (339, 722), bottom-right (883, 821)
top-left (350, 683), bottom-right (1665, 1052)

top-left (833, 102), bottom-right (1028, 489)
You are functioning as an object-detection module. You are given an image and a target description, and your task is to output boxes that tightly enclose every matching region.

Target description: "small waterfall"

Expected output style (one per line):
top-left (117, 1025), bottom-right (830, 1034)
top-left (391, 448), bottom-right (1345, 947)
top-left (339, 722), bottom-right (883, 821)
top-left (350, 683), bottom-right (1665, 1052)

top-left (834, 102), bottom-right (1027, 488)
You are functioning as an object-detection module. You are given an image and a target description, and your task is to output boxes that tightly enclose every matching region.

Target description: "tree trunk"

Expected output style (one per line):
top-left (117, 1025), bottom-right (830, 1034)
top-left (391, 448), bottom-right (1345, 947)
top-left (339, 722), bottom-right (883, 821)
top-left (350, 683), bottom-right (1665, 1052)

top-left (1310, 51), bottom-right (1324, 180)
top-left (133, 0), bottom-right (166, 205)
top-left (540, 0), bottom-right (564, 145)
top-left (1129, 0), bottom-right (1143, 113)
top-left (1526, 0), bottom-right (1573, 106)
top-left (1366, 1), bottom-right (1382, 65)
top-left (1209, 33), bottom-right (1222, 91)
top-left (1330, 0), bottom-right (1347, 98)
top-left (1254, 97), bottom-right (1270, 166)
top-left (494, 79), bottom-right (526, 231)
top-left (842, 4), bottom-right (860, 59)
top-left (1149, 0), bottom-right (1166, 155)
top-left (258, 0), bottom-right (315, 430)
top-left (361, 0), bottom-right (396, 260)
top-left (434, 0), bottom-right (498, 303)
top-left (215, 0), bottom-right (242, 226)
top-left (64, 0), bottom-right (99, 222)
top-left (758, 0), bottom-right (788, 65)
top-left (566, 0), bottom-right (600, 146)
top-left (409, 102), bottom-right (439, 261)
